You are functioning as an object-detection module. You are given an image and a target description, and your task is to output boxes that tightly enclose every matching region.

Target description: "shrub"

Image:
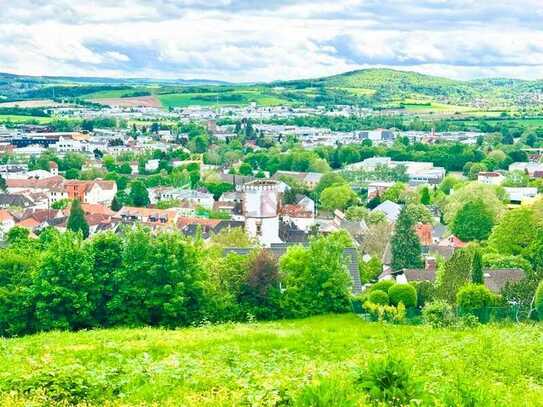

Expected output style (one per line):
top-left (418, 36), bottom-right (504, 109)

top-left (295, 377), bottom-right (357, 406)
top-left (535, 281), bottom-right (543, 320)
top-left (357, 356), bottom-right (423, 407)
top-left (370, 280), bottom-right (396, 293)
top-left (388, 284), bottom-right (417, 308)
top-left (456, 284), bottom-right (494, 310)
top-left (410, 281), bottom-right (435, 308)
top-left (368, 290), bottom-right (389, 305)
top-left (422, 300), bottom-right (455, 328)
top-left (363, 302), bottom-right (405, 324)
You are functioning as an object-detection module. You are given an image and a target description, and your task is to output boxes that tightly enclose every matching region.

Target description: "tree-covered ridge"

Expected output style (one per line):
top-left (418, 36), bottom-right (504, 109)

top-left (2, 68), bottom-right (543, 109)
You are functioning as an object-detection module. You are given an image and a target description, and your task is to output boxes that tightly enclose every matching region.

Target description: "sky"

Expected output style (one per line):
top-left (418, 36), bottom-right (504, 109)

top-left (1, 0), bottom-right (543, 82)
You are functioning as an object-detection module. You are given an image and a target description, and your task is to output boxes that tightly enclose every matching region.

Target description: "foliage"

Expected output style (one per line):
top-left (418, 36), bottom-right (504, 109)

top-left (435, 249), bottom-right (473, 304)
top-left (241, 250), bottom-right (281, 320)
top-left (67, 199), bottom-right (89, 239)
top-left (368, 290), bottom-right (389, 305)
top-left (51, 198), bottom-right (70, 210)
top-left (359, 257), bottom-right (382, 284)
top-left (451, 199), bottom-right (494, 241)
top-left (410, 281), bottom-right (435, 308)
top-left (110, 194), bottom-right (122, 211)
top-left (404, 203), bottom-right (433, 224)
top-left (280, 233), bottom-right (352, 318)
top-left (360, 222), bottom-right (393, 259)
top-left (442, 183), bottom-right (505, 224)
top-left (363, 301), bottom-right (406, 323)
top-left (535, 281), bottom-right (543, 320)
top-left (107, 229), bottom-right (205, 327)
top-left (388, 284), bottom-right (417, 308)
top-left (319, 184), bottom-right (357, 210)
top-left (457, 284), bottom-right (495, 310)
top-left (370, 279), bottom-right (396, 293)
top-left (357, 356), bottom-right (422, 407)
top-left (471, 249), bottom-right (484, 284)
top-left (391, 207), bottom-right (423, 271)
top-left (128, 179), bottom-right (150, 207)
top-left (33, 232), bottom-right (95, 331)
top-left (422, 300), bottom-right (455, 327)
top-left (420, 186), bottom-right (431, 205)
top-left (345, 205), bottom-right (368, 221)
top-left (488, 207), bottom-right (540, 256)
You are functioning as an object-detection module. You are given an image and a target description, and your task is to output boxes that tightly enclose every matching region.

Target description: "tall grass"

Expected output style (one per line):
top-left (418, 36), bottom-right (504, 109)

top-left (1, 314), bottom-right (542, 405)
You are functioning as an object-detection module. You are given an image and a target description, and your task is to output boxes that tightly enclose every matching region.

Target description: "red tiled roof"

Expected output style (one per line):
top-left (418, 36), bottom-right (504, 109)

top-left (7, 176), bottom-right (64, 189)
top-left (0, 209), bottom-right (14, 222)
top-left (281, 204), bottom-right (313, 218)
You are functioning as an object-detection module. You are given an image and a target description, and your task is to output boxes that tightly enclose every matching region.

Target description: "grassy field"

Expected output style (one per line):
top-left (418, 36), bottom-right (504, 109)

top-left (158, 90), bottom-right (290, 108)
top-left (1, 314), bottom-right (543, 406)
top-left (0, 114), bottom-right (52, 124)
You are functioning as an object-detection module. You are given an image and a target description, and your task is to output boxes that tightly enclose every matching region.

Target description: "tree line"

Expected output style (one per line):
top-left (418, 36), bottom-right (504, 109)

top-left (0, 227), bottom-right (353, 337)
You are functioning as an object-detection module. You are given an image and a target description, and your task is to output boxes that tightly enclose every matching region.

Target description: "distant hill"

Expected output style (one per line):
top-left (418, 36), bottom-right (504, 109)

top-left (1, 68), bottom-right (542, 109)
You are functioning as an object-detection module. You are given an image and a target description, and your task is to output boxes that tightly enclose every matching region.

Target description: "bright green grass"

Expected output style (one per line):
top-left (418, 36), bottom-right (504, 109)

top-left (158, 90), bottom-right (291, 108)
top-left (0, 115), bottom-right (52, 124)
top-left (1, 314), bottom-right (543, 406)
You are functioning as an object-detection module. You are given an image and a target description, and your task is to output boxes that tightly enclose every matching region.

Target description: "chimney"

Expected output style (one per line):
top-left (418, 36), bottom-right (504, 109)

top-left (425, 256), bottom-right (437, 273)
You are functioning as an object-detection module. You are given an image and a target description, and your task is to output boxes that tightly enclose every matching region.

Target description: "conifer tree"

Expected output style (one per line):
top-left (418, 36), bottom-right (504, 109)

top-left (67, 199), bottom-right (89, 239)
top-left (391, 207), bottom-right (423, 271)
top-left (471, 249), bottom-right (484, 284)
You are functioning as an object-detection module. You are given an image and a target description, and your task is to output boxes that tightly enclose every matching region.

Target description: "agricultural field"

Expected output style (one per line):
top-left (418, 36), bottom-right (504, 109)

top-left (90, 95), bottom-right (162, 108)
top-left (157, 89), bottom-right (291, 108)
top-left (2, 314), bottom-right (543, 406)
top-left (0, 114), bottom-right (52, 124)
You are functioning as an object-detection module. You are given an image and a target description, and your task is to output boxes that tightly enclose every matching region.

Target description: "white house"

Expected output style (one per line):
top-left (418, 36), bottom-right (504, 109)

top-left (504, 187), bottom-right (539, 204)
top-left (53, 136), bottom-right (89, 153)
top-left (0, 210), bottom-right (15, 241)
top-left (478, 172), bottom-right (504, 185)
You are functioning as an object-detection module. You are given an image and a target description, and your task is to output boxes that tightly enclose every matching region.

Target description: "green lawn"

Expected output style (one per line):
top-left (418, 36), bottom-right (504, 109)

top-left (1, 314), bottom-right (543, 406)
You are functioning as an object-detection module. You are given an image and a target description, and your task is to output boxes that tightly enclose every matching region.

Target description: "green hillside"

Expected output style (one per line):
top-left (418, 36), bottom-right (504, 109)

top-left (2, 69), bottom-right (543, 111)
top-left (2, 314), bottom-right (543, 406)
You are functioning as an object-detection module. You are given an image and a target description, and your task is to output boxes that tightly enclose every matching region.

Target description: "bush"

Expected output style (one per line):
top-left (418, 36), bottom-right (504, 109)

top-left (535, 281), bottom-right (543, 320)
top-left (368, 290), bottom-right (389, 305)
top-left (370, 279), bottom-right (396, 293)
top-left (363, 302), bottom-right (406, 324)
top-left (357, 356), bottom-right (423, 407)
top-left (410, 281), bottom-right (435, 308)
top-left (295, 377), bottom-right (357, 406)
top-left (422, 300), bottom-right (455, 328)
top-left (456, 284), bottom-right (494, 310)
top-left (388, 284), bottom-right (417, 308)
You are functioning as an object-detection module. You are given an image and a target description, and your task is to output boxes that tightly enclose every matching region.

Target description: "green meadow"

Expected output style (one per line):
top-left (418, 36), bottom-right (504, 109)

top-left (2, 314), bottom-right (543, 406)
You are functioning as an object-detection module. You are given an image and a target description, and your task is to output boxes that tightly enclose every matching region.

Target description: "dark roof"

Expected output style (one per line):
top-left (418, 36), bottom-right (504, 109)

top-left (400, 267), bottom-right (525, 294)
top-left (279, 220), bottom-right (308, 243)
top-left (0, 193), bottom-right (34, 208)
top-left (484, 269), bottom-right (525, 293)
top-left (219, 173), bottom-right (256, 186)
top-left (403, 268), bottom-right (436, 282)
top-left (224, 244), bottom-right (362, 294)
top-left (427, 244), bottom-right (455, 260)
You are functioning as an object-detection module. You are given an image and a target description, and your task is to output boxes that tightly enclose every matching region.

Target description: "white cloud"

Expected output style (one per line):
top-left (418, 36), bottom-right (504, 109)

top-left (0, 0), bottom-right (541, 81)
